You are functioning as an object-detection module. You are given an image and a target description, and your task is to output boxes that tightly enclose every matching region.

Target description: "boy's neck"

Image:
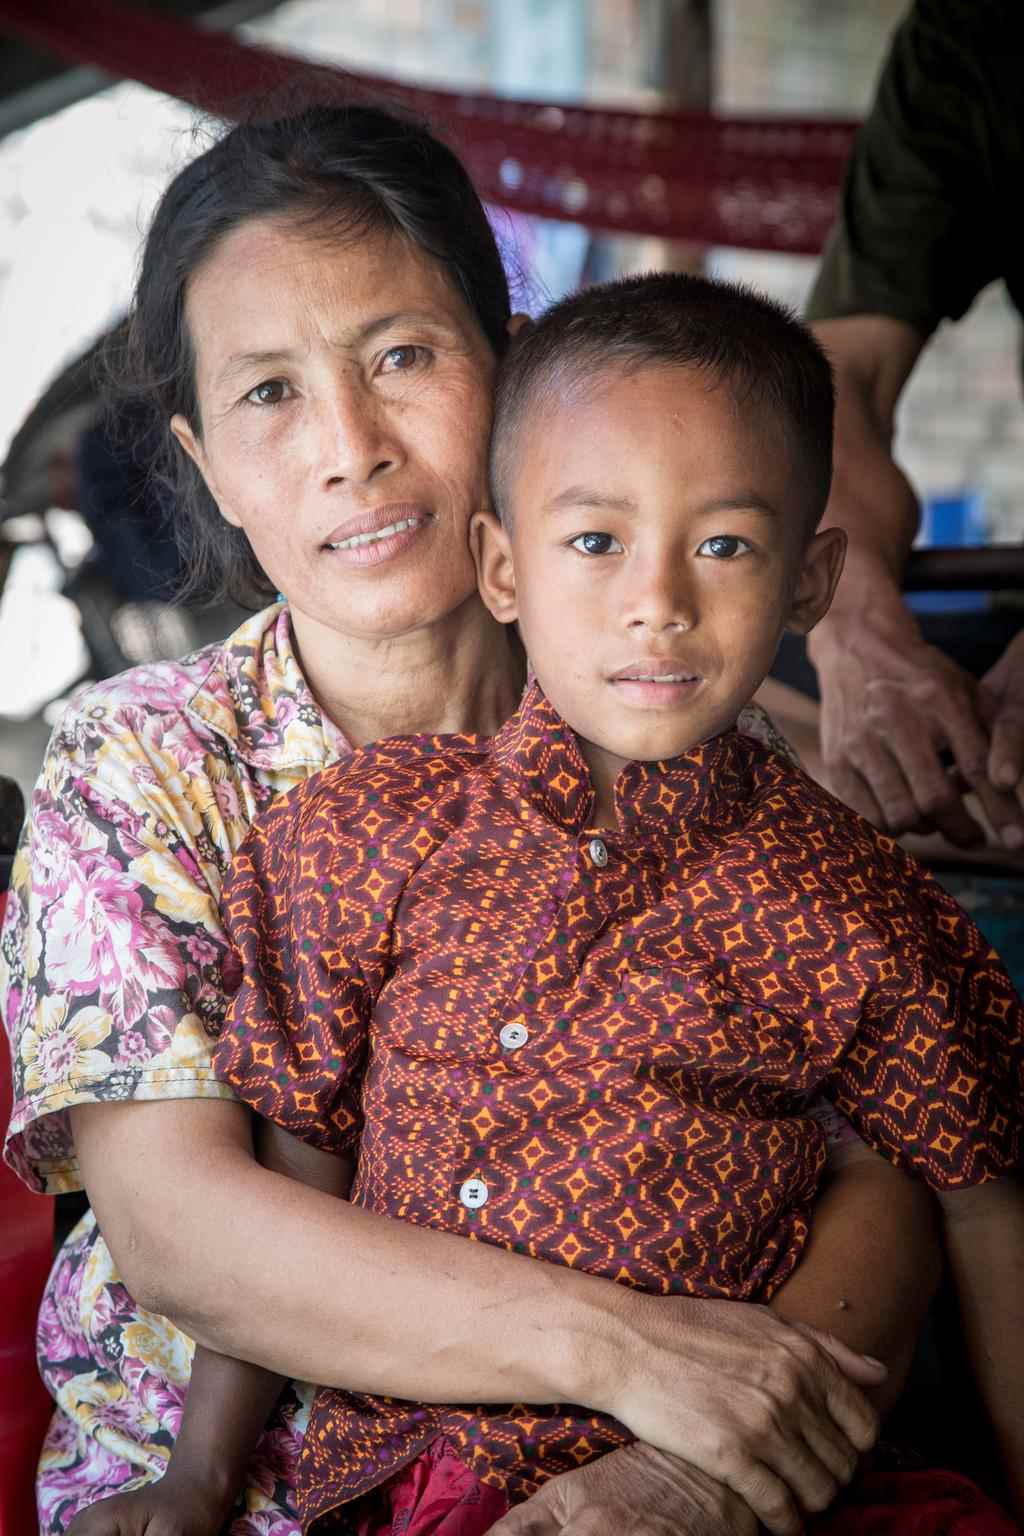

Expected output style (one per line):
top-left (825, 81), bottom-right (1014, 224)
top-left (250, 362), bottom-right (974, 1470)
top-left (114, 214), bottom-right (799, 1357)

top-left (577, 740), bottom-right (627, 832)
top-left (574, 717), bottom-right (742, 832)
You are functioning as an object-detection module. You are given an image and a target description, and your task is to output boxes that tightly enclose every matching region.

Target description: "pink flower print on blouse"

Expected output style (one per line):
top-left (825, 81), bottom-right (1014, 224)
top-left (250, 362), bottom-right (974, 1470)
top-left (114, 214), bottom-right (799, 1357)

top-left (42, 850), bottom-right (183, 1031)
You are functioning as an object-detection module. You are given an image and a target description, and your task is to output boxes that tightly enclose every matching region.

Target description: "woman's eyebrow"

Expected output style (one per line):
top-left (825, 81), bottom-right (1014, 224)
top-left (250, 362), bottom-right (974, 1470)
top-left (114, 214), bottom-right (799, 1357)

top-left (358, 311), bottom-right (461, 342)
top-left (215, 348), bottom-right (296, 386)
top-left (215, 313), bottom-right (464, 385)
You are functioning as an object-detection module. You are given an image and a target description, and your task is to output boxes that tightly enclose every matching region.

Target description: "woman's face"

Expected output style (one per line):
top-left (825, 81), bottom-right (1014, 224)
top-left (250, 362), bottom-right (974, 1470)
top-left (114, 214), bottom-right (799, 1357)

top-left (172, 216), bottom-right (498, 648)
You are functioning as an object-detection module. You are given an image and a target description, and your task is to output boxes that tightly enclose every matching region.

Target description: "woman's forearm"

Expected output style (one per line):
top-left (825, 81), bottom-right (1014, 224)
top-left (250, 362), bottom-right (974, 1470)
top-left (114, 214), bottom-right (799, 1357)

top-left (770, 1148), bottom-right (941, 1417)
top-left (73, 1096), bottom-right (889, 1529)
top-left (72, 1097), bottom-right (622, 1407)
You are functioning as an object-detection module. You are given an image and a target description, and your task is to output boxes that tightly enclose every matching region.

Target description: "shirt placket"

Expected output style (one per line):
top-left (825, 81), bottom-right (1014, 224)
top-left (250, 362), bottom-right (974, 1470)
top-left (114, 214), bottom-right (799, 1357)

top-left (453, 823), bottom-right (627, 1224)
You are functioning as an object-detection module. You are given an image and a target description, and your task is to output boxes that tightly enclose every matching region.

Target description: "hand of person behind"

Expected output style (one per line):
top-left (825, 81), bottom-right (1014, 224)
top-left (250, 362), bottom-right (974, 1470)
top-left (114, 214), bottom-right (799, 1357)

top-left (811, 604), bottom-right (1024, 849)
top-left (489, 1443), bottom-right (758, 1536)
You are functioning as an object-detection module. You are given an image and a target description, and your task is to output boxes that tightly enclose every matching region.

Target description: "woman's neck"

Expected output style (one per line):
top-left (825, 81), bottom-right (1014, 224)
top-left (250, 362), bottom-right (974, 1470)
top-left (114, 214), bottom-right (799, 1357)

top-left (290, 596), bottom-right (525, 749)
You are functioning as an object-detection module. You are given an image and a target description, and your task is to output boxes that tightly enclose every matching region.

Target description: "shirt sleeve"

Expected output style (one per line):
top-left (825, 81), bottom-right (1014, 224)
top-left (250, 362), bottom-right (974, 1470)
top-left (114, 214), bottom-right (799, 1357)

top-left (806, 0), bottom-right (1007, 336)
top-left (0, 682), bottom-right (245, 1195)
top-left (825, 853), bottom-right (1023, 1190)
top-left (213, 779), bottom-right (380, 1157)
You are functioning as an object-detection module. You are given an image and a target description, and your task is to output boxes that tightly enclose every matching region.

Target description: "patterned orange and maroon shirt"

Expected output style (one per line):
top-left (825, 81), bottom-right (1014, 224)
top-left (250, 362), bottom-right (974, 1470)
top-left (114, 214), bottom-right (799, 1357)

top-left (214, 683), bottom-right (1023, 1530)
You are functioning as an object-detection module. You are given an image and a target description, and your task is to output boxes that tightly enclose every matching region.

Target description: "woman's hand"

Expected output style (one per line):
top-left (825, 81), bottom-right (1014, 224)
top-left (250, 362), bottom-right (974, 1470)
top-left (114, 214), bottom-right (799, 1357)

top-left (594, 1294), bottom-right (882, 1536)
top-left (64, 1472), bottom-right (231, 1536)
top-left (489, 1444), bottom-right (757, 1536)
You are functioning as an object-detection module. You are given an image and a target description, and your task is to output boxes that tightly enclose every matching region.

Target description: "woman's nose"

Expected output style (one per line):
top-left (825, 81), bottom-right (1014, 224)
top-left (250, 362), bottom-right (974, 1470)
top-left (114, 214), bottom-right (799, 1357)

top-left (317, 381), bottom-right (402, 486)
top-left (624, 560), bottom-right (697, 633)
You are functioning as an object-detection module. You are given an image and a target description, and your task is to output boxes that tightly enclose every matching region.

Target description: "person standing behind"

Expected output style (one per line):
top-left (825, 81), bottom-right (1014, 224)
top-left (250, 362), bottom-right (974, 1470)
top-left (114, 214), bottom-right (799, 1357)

top-left (800, 0), bottom-right (1024, 851)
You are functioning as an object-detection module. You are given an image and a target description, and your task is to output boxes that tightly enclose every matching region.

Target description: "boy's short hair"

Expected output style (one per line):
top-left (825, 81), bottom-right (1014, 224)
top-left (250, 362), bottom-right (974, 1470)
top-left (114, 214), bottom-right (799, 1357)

top-left (490, 271), bottom-right (834, 533)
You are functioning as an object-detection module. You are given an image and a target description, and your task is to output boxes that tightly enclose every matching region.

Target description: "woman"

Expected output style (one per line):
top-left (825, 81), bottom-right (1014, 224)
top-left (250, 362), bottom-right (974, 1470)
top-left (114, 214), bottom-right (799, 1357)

top-left (1, 101), bottom-right (935, 1536)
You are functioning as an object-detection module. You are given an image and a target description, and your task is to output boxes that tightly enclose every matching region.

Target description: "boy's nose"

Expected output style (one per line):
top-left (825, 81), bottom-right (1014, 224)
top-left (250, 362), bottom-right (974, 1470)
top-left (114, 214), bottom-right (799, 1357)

top-left (624, 562), bottom-right (697, 633)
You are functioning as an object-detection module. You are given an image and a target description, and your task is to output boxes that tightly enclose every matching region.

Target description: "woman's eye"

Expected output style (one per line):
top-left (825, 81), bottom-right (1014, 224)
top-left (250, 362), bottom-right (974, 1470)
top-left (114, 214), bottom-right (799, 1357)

top-left (381, 345), bottom-right (425, 373)
top-left (245, 379), bottom-right (290, 407)
top-left (698, 535), bottom-right (751, 559)
top-left (571, 532), bottom-right (623, 556)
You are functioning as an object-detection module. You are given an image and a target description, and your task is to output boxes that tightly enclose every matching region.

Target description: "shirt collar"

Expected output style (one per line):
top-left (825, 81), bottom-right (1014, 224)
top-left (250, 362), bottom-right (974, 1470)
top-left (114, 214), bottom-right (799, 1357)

top-left (491, 680), bottom-right (752, 840)
top-left (185, 602), bottom-right (350, 770)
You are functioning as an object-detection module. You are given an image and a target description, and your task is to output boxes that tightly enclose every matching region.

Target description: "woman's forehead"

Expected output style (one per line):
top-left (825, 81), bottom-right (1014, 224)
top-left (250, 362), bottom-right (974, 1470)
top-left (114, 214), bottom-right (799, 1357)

top-left (184, 217), bottom-right (480, 379)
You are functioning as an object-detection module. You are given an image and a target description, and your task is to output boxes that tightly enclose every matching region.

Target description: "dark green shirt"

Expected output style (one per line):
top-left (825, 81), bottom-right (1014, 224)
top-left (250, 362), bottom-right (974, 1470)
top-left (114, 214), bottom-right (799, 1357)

top-left (806, 0), bottom-right (1024, 338)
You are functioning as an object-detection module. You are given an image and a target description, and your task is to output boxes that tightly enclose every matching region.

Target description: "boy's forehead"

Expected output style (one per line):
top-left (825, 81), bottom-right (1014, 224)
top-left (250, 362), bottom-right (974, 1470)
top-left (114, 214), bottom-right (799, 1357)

top-left (506, 359), bottom-right (810, 537)
top-left (513, 362), bottom-right (747, 483)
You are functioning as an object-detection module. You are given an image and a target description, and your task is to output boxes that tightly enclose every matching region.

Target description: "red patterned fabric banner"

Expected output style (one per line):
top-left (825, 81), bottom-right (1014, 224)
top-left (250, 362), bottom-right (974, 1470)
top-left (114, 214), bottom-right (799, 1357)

top-left (0, 0), bottom-right (859, 254)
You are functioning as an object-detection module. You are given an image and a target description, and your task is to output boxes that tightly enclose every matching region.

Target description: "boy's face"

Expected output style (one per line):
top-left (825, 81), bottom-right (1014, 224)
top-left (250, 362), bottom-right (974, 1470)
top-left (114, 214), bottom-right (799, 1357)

top-left (474, 363), bottom-right (844, 800)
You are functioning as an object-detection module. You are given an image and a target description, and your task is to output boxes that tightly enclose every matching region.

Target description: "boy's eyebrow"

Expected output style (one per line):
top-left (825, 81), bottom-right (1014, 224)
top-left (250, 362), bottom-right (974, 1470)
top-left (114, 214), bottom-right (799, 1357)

top-left (541, 488), bottom-right (781, 517)
top-left (699, 493), bottom-right (780, 518)
top-left (542, 487), bottom-right (637, 514)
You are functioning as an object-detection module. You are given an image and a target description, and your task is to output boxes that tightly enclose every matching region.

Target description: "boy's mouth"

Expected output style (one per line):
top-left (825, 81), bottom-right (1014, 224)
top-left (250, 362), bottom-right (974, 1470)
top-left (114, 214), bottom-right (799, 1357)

top-left (608, 662), bottom-right (704, 706)
top-left (610, 662), bottom-right (702, 684)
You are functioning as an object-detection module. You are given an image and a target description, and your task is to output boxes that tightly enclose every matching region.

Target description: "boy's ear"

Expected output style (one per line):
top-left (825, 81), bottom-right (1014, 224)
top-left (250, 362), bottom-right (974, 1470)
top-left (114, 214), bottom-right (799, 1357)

top-left (507, 312), bottom-right (532, 340)
top-left (785, 526), bottom-right (847, 635)
top-left (470, 507), bottom-right (518, 624)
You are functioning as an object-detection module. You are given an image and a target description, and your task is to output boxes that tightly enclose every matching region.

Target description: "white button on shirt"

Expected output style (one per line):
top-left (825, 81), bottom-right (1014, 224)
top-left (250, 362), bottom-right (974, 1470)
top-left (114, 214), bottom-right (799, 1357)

top-left (499, 1022), bottom-right (529, 1051)
top-left (459, 1178), bottom-right (489, 1209)
top-left (588, 837), bottom-right (609, 868)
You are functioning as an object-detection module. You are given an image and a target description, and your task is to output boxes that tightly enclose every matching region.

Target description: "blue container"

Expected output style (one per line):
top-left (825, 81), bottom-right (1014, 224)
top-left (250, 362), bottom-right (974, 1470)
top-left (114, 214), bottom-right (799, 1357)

top-left (907, 491), bottom-right (990, 613)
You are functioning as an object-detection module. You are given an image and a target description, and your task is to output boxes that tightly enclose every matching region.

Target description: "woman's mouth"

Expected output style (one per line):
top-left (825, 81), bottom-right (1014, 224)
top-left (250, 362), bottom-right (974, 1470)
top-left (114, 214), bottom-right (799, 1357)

top-left (327, 516), bottom-right (424, 550)
top-left (322, 506), bottom-right (432, 566)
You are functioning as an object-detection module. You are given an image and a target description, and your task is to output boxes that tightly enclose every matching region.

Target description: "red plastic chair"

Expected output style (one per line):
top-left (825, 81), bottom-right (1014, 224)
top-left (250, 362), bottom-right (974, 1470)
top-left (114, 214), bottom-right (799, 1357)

top-left (0, 885), bottom-right (56, 1535)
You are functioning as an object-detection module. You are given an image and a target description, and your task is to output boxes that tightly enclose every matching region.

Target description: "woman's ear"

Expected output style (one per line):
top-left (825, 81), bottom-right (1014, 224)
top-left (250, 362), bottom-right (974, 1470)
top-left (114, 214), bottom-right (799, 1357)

top-left (507, 312), bottom-right (532, 340)
top-left (170, 413), bottom-right (240, 528)
top-left (786, 526), bottom-right (847, 635)
top-left (470, 507), bottom-right (518, 624)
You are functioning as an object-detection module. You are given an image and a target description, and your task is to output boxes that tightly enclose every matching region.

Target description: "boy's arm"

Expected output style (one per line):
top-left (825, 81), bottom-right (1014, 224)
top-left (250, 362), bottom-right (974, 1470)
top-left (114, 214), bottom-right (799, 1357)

top-left (769, 1140), bottom-right (941, 1419)
top-left (938, 1176), bottom-right (1024, 1520)
top-left (153, 1347), bottom-right (290, 1524)
top-left (123, 1126), bottom-right (354, 1528)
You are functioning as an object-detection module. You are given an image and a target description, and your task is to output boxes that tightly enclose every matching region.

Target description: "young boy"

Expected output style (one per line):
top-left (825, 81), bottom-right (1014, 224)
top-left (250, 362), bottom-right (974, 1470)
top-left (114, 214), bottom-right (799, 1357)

top-left (76, 275), bottom-right (1023, 1535)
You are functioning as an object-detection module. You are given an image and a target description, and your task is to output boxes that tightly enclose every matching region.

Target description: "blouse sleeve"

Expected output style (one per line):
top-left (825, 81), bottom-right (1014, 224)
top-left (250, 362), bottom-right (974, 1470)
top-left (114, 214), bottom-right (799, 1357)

top-left (0, 681), bottom-right (250, 1195)
top-left (213, 777), bottom-right (379, 1157)
top-left (825, 854), bottom-right (1023, 1190)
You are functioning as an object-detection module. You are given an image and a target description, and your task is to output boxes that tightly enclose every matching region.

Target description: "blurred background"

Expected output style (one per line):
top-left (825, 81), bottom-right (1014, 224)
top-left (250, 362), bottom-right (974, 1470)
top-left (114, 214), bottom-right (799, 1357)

top-left (1, 0), bottom-right (1022, 801)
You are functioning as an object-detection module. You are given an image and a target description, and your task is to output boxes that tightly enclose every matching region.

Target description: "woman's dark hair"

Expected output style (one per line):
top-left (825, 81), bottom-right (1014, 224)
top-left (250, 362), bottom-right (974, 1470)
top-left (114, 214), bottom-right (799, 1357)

top-left (110, 99), bottom-right (512, 606)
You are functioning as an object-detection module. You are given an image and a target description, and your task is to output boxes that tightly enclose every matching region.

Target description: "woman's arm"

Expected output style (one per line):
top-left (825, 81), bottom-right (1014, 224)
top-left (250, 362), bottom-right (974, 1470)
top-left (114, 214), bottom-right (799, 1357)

top-left (73, 1096), bottom-right (884, 1536)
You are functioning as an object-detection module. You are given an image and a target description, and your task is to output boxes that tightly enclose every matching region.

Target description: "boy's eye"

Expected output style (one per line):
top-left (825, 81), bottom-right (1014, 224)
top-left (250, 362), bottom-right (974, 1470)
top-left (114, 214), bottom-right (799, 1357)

top-left (245, 378), bottom-right (291, 407)
top-left (571, 532), bottom-right (623, 556)
top-left (698, 535), bottom-right (751, 559)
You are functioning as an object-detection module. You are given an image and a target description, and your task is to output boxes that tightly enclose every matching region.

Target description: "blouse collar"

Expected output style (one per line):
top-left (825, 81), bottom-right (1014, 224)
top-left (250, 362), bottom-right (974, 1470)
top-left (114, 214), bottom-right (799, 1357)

top-left (186, 603), bottom-right (350, 770)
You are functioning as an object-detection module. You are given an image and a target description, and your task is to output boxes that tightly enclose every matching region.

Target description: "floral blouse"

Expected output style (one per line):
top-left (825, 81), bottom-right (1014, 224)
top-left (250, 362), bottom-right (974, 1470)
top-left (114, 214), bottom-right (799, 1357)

top-left (0, 602), bottom-right (791, 1533)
